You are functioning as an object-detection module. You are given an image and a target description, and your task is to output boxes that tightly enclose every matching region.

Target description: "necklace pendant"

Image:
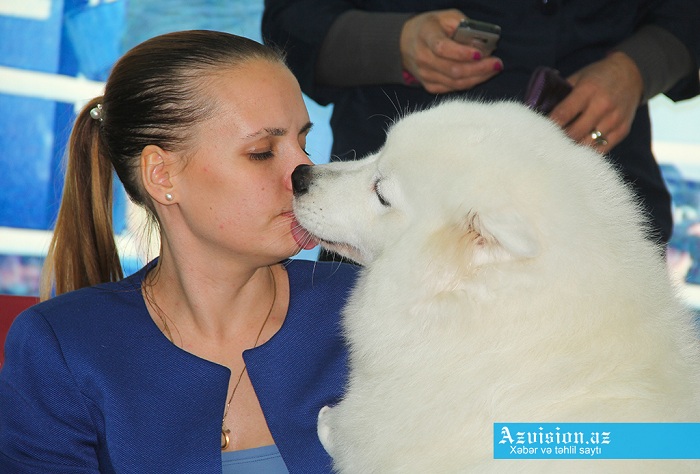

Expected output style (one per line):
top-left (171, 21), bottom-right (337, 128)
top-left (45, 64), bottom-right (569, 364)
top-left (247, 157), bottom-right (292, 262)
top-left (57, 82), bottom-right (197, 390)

top-left (221, 428), bottom-right (231, 450)
top-left (219, 265), bottom-right (277, 452)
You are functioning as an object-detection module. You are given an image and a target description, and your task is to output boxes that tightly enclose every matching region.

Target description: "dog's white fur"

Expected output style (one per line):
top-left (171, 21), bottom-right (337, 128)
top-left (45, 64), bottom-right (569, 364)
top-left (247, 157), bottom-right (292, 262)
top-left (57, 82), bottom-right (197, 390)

top-left (292, 100), bottom-right (700, 473)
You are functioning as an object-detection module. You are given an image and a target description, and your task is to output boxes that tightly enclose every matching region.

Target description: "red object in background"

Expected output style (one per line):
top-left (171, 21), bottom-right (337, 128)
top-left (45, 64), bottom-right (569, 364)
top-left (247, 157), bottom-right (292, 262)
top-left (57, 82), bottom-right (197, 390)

top-left (0, 295), bottom-right (39, 367)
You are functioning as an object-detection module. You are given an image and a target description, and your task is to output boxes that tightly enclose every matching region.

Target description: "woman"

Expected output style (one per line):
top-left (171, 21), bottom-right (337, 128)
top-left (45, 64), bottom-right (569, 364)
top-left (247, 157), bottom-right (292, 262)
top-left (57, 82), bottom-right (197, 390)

top-left (0, 31), bottom-right (357, 473)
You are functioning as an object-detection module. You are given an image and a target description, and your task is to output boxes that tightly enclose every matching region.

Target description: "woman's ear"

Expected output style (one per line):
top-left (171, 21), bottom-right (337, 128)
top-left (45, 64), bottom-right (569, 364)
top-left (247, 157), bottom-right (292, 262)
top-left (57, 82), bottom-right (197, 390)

top-left (141, 145), bottom-right (176, 205)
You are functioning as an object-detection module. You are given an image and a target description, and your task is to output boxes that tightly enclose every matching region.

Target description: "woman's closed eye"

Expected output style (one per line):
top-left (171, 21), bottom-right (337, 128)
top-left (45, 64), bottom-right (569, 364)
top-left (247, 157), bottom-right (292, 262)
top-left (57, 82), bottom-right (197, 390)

top-left (250, 150), bottom-right (275, 160)
top-left (250, 145), bottom-right (309, 161)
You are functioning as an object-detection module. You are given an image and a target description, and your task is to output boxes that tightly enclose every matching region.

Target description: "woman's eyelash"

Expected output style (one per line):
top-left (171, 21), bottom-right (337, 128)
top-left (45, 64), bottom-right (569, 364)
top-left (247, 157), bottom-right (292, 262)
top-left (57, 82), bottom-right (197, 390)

top-left (250, 151), bottom-right (274, 160)
top-left (249, 146), bottom-right (309, 160)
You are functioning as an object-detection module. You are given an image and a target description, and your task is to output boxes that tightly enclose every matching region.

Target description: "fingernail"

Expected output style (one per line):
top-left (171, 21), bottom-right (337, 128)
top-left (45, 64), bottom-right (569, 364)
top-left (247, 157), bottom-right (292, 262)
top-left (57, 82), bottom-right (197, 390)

top-left (472, 51), bottom-right (482, 60)
top-left (402, 70), bottom-right (419, 86)
top-left (493, 61), bottom-right (503, 71)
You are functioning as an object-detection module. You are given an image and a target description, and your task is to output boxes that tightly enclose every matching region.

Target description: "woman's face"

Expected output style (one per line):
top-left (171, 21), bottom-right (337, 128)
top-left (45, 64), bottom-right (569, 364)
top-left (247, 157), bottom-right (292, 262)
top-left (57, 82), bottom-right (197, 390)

top-left (170, 59), bottom-right (315, 263)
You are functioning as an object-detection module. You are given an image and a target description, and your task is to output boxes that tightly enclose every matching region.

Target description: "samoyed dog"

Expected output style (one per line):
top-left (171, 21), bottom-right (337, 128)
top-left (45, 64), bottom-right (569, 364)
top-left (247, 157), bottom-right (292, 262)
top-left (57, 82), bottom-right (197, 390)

top-left (291, 100), bottom-right (700, 473)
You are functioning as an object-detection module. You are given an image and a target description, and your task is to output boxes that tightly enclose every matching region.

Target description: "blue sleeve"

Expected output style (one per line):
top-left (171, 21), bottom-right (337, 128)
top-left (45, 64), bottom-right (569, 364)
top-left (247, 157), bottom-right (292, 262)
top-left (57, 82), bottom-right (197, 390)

top-left (0, 310), bottom-right (100, 473)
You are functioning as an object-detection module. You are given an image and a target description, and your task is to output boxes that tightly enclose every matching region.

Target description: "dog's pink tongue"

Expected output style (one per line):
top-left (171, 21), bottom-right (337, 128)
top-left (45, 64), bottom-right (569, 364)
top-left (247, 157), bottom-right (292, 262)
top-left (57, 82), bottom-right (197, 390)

top-left (291, 217), bottom-right (320, 250)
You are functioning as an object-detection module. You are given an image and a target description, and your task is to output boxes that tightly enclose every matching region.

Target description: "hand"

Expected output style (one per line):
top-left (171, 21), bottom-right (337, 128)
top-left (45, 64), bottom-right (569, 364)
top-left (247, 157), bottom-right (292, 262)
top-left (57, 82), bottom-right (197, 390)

top-left (549, 52), bottom-right (644, 153)
top-left (400, 9), bottom-right (504, 94)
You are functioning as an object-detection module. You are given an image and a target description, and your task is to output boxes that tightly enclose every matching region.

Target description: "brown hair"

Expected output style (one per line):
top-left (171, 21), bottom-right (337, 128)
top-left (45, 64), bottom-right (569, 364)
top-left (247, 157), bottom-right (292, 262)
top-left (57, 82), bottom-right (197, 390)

top-left (41, 30), bottom-right (285, 300)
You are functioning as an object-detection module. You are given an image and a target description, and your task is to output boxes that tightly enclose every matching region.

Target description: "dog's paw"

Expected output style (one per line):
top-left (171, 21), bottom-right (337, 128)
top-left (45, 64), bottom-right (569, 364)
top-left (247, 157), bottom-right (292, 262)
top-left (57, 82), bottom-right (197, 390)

top-left (317, 405), bottom-right (335, 456)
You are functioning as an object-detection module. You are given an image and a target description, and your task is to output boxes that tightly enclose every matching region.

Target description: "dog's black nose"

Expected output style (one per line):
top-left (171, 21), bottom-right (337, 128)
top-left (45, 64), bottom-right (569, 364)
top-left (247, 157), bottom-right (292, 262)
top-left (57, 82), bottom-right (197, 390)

top-left (292, 164), bottom-right (313, 196)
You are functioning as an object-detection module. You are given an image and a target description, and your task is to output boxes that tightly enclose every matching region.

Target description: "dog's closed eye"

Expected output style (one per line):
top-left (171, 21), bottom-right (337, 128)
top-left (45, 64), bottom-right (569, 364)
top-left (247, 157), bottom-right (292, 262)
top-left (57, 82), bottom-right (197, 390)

top-left (373, 179), bottom-right (391, 207)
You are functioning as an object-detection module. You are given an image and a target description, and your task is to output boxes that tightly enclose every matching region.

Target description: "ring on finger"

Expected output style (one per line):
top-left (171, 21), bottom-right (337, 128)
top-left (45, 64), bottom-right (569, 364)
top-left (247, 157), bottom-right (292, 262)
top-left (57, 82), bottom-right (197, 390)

top-left (590, 129), bottom-right (608, 147)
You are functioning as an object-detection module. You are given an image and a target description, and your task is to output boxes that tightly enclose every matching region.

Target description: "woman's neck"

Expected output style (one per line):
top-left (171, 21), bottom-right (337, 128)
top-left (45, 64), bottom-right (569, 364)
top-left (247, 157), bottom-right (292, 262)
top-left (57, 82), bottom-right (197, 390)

top-left (143, 250), bottom-right (287, 351)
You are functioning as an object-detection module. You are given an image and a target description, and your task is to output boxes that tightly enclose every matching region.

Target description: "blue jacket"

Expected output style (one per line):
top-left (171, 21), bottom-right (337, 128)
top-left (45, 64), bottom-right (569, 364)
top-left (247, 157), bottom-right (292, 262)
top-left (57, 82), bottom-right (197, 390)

top-left (0, 259), bottom-right (359, 473)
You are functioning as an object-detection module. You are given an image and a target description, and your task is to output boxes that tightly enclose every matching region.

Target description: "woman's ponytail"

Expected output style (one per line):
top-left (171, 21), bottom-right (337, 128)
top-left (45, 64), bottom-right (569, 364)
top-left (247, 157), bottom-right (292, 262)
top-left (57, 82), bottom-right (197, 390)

top-left (40, 98), bottom-right (123, 300)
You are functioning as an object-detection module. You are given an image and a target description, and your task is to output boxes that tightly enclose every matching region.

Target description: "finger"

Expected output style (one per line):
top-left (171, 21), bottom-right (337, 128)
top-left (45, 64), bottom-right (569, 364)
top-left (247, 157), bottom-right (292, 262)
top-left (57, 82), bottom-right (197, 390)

top-left (551, 85), bottom-right (608, 143)
top-left (439, 8), bottom-right (473, 36)
top-left (567, 110), bottom-right (606, 144)
top-left (412, 51), bottom-right (489, 80)
top-left (448, 59), bottom-right (503, 89)
top-left (567, 112), bottom-right (628, 152)
top-left (419, 58), bottom-right (503, 93)
top-left (431, 37), bottom-right (485, 62)
top-left (568, 97), bottom-right (626, 147)
top-left (549, 91), bottom-right (585, 130)
top-left (587, 119), bottom-right (626, 152)
top-left (587, 129), bottom-right (610, 151)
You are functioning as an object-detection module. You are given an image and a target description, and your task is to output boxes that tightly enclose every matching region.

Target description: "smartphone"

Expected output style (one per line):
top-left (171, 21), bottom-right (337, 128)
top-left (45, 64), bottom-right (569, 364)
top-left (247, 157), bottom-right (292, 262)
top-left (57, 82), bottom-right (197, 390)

top-left (452, 18), bottom-right (501, 56)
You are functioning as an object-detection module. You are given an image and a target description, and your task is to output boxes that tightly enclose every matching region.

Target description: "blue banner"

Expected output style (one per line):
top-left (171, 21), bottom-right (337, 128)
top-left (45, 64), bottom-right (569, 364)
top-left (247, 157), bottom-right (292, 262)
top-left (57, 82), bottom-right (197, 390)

top-left (494, 423), bottom-right (700, 459)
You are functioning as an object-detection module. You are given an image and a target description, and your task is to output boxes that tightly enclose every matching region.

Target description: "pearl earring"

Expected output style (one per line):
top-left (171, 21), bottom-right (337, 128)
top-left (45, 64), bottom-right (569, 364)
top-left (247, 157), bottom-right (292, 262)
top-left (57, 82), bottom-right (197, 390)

top-left (165, 193), bottom-right (173, 202)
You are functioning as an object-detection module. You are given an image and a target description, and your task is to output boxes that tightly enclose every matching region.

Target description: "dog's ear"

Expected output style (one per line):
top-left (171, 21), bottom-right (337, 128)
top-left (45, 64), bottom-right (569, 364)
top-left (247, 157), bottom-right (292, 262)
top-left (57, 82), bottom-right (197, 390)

top-left (422, 210), bottom-right (540, 282)
top-left (470, 210), bottom-right (540, 260)
top-left (421, 210), bottom-right (540, 290)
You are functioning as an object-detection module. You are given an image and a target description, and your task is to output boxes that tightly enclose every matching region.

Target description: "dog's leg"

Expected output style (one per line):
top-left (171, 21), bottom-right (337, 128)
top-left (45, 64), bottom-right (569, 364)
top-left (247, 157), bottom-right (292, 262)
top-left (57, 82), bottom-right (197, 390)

top-left (317, 405), bottom-right (337, 457)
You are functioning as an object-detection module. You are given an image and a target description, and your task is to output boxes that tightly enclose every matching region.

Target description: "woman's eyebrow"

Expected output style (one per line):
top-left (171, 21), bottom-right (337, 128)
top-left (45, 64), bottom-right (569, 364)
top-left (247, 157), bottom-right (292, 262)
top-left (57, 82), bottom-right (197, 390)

top-left (299, 121), bottom-right (313, 136)
top-left (244, 127), bottom-right (285, 139)
top-left (244, 122), bottom-right (313, 139)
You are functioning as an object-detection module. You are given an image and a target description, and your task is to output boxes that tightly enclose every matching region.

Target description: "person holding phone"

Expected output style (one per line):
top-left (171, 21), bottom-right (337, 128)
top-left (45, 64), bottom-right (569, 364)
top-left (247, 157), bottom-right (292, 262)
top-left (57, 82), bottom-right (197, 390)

top-left (262, 1), bottom-right (700, 249)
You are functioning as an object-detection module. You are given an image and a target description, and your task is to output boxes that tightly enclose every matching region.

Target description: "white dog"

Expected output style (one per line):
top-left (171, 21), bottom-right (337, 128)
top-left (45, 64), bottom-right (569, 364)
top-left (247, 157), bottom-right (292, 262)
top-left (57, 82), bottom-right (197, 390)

top-left (291, 100), bottom-right (700, 473)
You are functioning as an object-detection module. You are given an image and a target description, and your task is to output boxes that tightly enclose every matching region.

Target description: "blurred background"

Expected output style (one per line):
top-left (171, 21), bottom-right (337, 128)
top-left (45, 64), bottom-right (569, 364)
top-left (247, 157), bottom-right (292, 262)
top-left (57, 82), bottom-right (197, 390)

top-left (1, 0), bottom-right (699, 309)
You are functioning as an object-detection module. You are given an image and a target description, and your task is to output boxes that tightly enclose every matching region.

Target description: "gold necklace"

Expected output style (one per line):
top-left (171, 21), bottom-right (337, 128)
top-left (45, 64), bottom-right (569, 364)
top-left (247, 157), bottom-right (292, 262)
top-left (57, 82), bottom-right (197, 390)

top-left (221, 265), bottom-right (277, 450)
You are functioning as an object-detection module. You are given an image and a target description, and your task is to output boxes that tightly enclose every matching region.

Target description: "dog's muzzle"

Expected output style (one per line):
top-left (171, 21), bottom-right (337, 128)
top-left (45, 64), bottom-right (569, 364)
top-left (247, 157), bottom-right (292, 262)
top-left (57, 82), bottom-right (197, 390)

top-left (292, 164), bottom-right (312, 197)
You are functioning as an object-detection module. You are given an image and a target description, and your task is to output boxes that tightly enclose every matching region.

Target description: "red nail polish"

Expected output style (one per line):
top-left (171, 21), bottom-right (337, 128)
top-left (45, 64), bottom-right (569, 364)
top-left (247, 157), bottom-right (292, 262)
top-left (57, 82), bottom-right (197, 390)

top-left (473, 51), bottom-right (482, 60)
top-left (493, 61), bottom-right (503, 71)
top-left (402, 70), bottom-right (419, 86)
